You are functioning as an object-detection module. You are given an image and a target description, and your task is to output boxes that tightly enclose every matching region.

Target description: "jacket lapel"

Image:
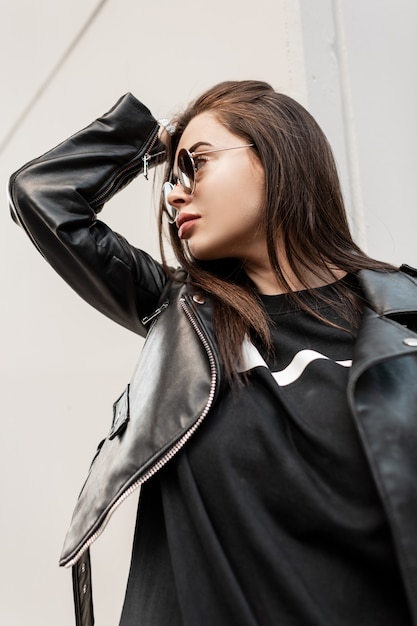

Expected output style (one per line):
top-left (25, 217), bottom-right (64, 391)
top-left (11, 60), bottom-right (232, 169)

top-left (348, 270), bottom-right (417, 622)
top-left (358, 266), bottom-right (417, 315)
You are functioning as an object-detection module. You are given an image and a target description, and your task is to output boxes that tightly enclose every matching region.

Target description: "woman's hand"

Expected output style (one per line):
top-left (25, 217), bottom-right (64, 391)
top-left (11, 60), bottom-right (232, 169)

top-left (158, 118), bottom-right (175, 149)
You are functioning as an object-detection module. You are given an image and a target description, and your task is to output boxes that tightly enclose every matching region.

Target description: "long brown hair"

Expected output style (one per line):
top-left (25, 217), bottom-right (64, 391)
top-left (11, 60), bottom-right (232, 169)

top-left (158, 80), bottom-right (394, 380)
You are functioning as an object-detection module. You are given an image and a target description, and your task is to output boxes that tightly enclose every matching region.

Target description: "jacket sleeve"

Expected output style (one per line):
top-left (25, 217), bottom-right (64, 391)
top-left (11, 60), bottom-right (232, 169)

top-left (8, 93), bottom-right (169, 337)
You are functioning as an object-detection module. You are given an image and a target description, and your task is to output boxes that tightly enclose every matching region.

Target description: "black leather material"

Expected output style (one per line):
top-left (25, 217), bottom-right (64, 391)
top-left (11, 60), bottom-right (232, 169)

top-left (59, 278), bottom-right (220, 568)
top-left (347, 272), bottom-right (417, 621)
top-left (9, 92), bottom-right (168, 337)
top-left (9, 94), bottom-right (417, 625)
top-left (72, 549), bottom-right (94, 626)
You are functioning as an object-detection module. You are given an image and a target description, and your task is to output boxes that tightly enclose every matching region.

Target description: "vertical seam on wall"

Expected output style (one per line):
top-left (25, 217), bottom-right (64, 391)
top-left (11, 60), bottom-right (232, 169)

top-left (332, 0), bottom-right (367, 249)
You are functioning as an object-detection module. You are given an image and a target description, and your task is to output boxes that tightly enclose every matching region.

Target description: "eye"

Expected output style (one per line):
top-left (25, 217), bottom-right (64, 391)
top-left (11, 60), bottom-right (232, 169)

top-left (193, 155), bottom-right (208, 172)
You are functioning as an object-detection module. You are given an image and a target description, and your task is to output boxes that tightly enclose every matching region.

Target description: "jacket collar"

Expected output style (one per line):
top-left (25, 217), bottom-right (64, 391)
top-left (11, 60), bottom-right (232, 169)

top-left (349, 267), bottom-right (417, 388)
top-left (357, 267), bottom-right (417, 316)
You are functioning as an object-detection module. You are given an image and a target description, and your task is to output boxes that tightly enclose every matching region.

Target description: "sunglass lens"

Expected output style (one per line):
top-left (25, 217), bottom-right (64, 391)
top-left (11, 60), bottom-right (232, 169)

top-left (162, 182), bottom-right (177, 224)
top-left (177, 149), bottom-right (194, 194)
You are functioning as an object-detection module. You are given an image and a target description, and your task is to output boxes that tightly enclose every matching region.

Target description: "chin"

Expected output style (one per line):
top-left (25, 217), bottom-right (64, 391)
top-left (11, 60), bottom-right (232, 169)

top-left (189, 249), bottom-right (225, 262)
top-left (187, 241), bottom-right (228, 262)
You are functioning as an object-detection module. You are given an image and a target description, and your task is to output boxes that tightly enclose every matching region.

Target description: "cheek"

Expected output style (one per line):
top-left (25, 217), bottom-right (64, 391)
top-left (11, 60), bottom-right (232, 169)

top-left (218, 162), bottom-right (264, 213)
top-left (234, 175), bottom-right (264, 222)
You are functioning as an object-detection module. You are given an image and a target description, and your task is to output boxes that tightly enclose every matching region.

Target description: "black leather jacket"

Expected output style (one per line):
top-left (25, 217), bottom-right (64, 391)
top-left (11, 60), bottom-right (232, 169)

top-left (9, 93), bottom-right (417, 626)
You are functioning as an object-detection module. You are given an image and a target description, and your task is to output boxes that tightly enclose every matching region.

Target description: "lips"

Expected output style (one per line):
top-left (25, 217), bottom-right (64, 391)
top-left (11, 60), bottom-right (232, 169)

top-left (177, 213), bottom-right (200, 239)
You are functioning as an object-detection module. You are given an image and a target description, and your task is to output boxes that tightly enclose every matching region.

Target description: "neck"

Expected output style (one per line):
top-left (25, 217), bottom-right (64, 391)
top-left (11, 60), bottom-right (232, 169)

top-left (244, 253), bottom-right (346, 295)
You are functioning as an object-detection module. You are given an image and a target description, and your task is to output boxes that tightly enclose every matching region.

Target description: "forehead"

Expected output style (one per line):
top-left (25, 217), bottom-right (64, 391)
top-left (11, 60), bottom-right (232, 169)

top-left (177, 112), bottom-right (240, 153)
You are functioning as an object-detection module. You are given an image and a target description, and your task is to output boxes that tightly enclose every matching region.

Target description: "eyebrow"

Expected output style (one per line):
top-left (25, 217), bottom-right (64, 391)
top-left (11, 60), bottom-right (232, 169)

top-left (188, 141), bottom-right (214, 153)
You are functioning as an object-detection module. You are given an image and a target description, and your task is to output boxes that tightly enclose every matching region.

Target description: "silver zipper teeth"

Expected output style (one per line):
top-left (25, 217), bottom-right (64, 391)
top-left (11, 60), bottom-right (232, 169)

top-left (63, 296), bottom-right (217, 569)
top-left (91, 127), bottom-right (161, 207)
top-left (142, 129), bottom-right (159, 180)
top-left (90, 161), bottom-right (141, 206)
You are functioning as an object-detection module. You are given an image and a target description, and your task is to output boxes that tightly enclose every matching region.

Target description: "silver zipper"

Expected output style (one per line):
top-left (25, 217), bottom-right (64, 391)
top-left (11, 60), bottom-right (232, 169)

top-left (62, 296), bottom-right (217, 568)
top-left (91, 126), bottom-right (161, 207)
top-left (142, 127), bottom-right (161, 180)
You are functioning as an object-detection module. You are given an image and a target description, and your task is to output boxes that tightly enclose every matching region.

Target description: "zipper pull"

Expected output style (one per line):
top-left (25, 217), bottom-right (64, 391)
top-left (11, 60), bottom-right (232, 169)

top-left (142, 301), bottom-right (169, 326)
top-left (143, 153), bottom-right (150, 180)
top-left (143, 127), bottom-right (161, 180)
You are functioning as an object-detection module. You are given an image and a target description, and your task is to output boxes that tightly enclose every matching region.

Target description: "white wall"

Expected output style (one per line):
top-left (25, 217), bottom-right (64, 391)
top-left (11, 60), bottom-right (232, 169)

top-left (342, 0), bottom-right (417, 264)
top-left (1, 1), bottom-right (415, 624)
top-left (299, 0), bottom-right (417, 264)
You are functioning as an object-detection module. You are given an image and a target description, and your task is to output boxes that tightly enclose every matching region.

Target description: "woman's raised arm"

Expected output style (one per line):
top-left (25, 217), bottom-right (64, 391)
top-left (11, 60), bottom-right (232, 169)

top-left (9, 93), bottom-right (169, 336)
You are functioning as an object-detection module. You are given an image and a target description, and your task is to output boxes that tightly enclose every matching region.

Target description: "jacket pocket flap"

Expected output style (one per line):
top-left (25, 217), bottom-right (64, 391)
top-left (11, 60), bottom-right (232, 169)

top-left (109, 385), bottom-right (130, 439)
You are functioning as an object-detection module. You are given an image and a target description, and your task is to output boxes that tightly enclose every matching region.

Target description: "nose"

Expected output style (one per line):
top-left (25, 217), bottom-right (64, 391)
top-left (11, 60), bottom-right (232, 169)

top-left (166, 182), bottom-right (191, 210)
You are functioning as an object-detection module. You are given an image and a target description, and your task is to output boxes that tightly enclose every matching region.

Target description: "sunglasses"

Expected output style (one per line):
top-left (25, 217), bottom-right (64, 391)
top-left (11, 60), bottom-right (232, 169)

top-left (162, 144), bottom-right (254, 224)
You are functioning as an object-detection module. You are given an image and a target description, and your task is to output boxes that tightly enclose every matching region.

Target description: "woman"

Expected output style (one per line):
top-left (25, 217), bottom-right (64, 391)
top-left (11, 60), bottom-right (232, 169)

top-left (9, 81), bottom-right (417, 626)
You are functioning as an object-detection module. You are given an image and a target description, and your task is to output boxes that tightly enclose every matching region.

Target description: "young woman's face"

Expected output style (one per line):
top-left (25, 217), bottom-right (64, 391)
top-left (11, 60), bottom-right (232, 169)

top-left (167, 112), bottom-right (266, 263)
